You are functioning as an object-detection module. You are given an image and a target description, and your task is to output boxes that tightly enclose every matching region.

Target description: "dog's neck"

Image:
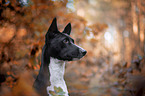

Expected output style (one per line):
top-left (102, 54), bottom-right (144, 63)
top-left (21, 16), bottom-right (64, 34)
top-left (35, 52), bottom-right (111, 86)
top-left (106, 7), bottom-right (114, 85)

top-left (47, 57), bottom-right (68, 96)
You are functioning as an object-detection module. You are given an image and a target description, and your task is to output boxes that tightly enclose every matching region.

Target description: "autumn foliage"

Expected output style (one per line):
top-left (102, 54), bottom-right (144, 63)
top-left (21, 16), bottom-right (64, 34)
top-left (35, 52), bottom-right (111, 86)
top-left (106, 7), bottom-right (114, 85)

top-left (0, 0), bottom-right (145, 96)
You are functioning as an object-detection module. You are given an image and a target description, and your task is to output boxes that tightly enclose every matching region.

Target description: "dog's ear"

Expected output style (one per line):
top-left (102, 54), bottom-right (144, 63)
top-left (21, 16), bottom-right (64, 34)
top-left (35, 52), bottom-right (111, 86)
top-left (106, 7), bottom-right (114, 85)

top-left (62, 23), bottom-right (71, 35)
top-left (45, 18), bottom-right (58, 42)
top-left (48, 17), bottom-right (58, 32)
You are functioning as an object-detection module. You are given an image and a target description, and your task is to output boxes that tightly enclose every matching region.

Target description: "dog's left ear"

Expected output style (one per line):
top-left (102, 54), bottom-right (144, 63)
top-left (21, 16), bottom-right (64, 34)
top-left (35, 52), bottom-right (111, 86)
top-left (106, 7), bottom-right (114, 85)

top-left (62, 23), bottom-right (71, 35)
top-left (48, 17), bottom-right (58, 32)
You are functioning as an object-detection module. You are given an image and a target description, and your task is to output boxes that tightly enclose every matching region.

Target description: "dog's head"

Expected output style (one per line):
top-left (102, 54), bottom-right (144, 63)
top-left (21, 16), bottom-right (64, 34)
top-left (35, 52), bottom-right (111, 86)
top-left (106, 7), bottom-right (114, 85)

top-left (45, 18), bottom-right (87, 61)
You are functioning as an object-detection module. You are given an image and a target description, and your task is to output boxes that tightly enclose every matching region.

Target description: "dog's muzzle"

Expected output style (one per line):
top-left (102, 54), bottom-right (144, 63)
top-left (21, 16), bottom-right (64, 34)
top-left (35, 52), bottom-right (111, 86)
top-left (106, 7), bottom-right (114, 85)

top-left (79, 48), bottom-right (87, 56)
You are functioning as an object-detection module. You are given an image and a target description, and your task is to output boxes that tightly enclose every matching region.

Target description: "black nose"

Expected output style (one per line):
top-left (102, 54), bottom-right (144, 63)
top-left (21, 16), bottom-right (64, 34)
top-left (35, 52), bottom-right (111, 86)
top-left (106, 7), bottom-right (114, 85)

top-left (82, 50), bottom-right (87, 56)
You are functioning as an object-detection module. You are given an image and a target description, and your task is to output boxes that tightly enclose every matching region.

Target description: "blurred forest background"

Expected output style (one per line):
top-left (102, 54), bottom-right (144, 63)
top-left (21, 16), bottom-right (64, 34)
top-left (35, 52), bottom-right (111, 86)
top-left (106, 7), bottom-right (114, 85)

top-left (0, 0), bottom-right (145, 96)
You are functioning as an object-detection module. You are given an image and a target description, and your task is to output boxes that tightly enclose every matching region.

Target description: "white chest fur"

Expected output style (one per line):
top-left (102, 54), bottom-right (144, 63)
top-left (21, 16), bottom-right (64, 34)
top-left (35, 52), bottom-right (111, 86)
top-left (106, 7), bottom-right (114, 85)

top-left (47, 57), bottom-right (68, 96)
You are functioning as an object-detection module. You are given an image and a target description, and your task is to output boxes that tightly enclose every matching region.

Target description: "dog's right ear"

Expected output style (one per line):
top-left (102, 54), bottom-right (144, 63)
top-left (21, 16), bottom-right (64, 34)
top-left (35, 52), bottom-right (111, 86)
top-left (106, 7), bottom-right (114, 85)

top-left (48, 17), bottom-right (58, 32)
top-left (62, 23), bottom-right (71, 35)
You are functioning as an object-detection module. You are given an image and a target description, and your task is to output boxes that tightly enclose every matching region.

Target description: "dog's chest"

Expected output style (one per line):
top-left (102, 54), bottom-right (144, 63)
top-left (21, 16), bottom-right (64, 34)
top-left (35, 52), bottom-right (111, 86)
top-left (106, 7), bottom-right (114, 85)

top-left (47, 57), bottom-right (68, 96)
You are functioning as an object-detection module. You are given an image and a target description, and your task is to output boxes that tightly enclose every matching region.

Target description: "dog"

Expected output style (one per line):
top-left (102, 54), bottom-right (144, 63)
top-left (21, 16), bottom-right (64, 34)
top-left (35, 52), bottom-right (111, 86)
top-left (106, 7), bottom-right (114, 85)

top-left (33, 18), bottom-right (87, 96)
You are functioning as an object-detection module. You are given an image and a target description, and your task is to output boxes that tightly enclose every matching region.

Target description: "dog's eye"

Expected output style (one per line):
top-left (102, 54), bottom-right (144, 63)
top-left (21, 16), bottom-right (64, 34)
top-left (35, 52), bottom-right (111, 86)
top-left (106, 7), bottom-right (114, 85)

top-left (63, 39), bottom-right (69, 43)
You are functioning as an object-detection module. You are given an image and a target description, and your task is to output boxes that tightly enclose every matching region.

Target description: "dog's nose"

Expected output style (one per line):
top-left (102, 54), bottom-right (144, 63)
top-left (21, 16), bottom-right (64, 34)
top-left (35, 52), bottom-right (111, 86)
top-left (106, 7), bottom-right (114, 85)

top-left (82, 50), bottom-right (87, 56)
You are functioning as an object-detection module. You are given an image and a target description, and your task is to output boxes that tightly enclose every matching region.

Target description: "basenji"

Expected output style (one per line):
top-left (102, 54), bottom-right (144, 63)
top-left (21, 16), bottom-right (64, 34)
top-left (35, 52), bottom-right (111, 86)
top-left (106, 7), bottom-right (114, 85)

top-left (33, 18), bottom-right (87, 96)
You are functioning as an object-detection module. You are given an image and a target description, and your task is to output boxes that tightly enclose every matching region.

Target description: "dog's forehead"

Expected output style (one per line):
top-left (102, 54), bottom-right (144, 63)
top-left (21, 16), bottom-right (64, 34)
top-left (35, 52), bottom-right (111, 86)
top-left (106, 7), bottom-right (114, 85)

top-left (63, 33), bottom-right (74, 41)
top-left (57, 32), bottom-right (73, 40)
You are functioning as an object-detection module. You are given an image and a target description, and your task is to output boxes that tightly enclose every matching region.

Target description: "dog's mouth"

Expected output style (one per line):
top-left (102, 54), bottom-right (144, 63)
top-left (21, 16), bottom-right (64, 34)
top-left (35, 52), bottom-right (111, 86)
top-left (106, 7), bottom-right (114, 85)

top-left (62, 57), bottom-right (82, 61)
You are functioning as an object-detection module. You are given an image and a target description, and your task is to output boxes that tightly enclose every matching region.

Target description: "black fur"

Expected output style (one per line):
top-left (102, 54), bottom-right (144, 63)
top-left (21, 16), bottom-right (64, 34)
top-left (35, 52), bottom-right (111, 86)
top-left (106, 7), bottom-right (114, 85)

top-left (33, 18), bottom-right (87, 96)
